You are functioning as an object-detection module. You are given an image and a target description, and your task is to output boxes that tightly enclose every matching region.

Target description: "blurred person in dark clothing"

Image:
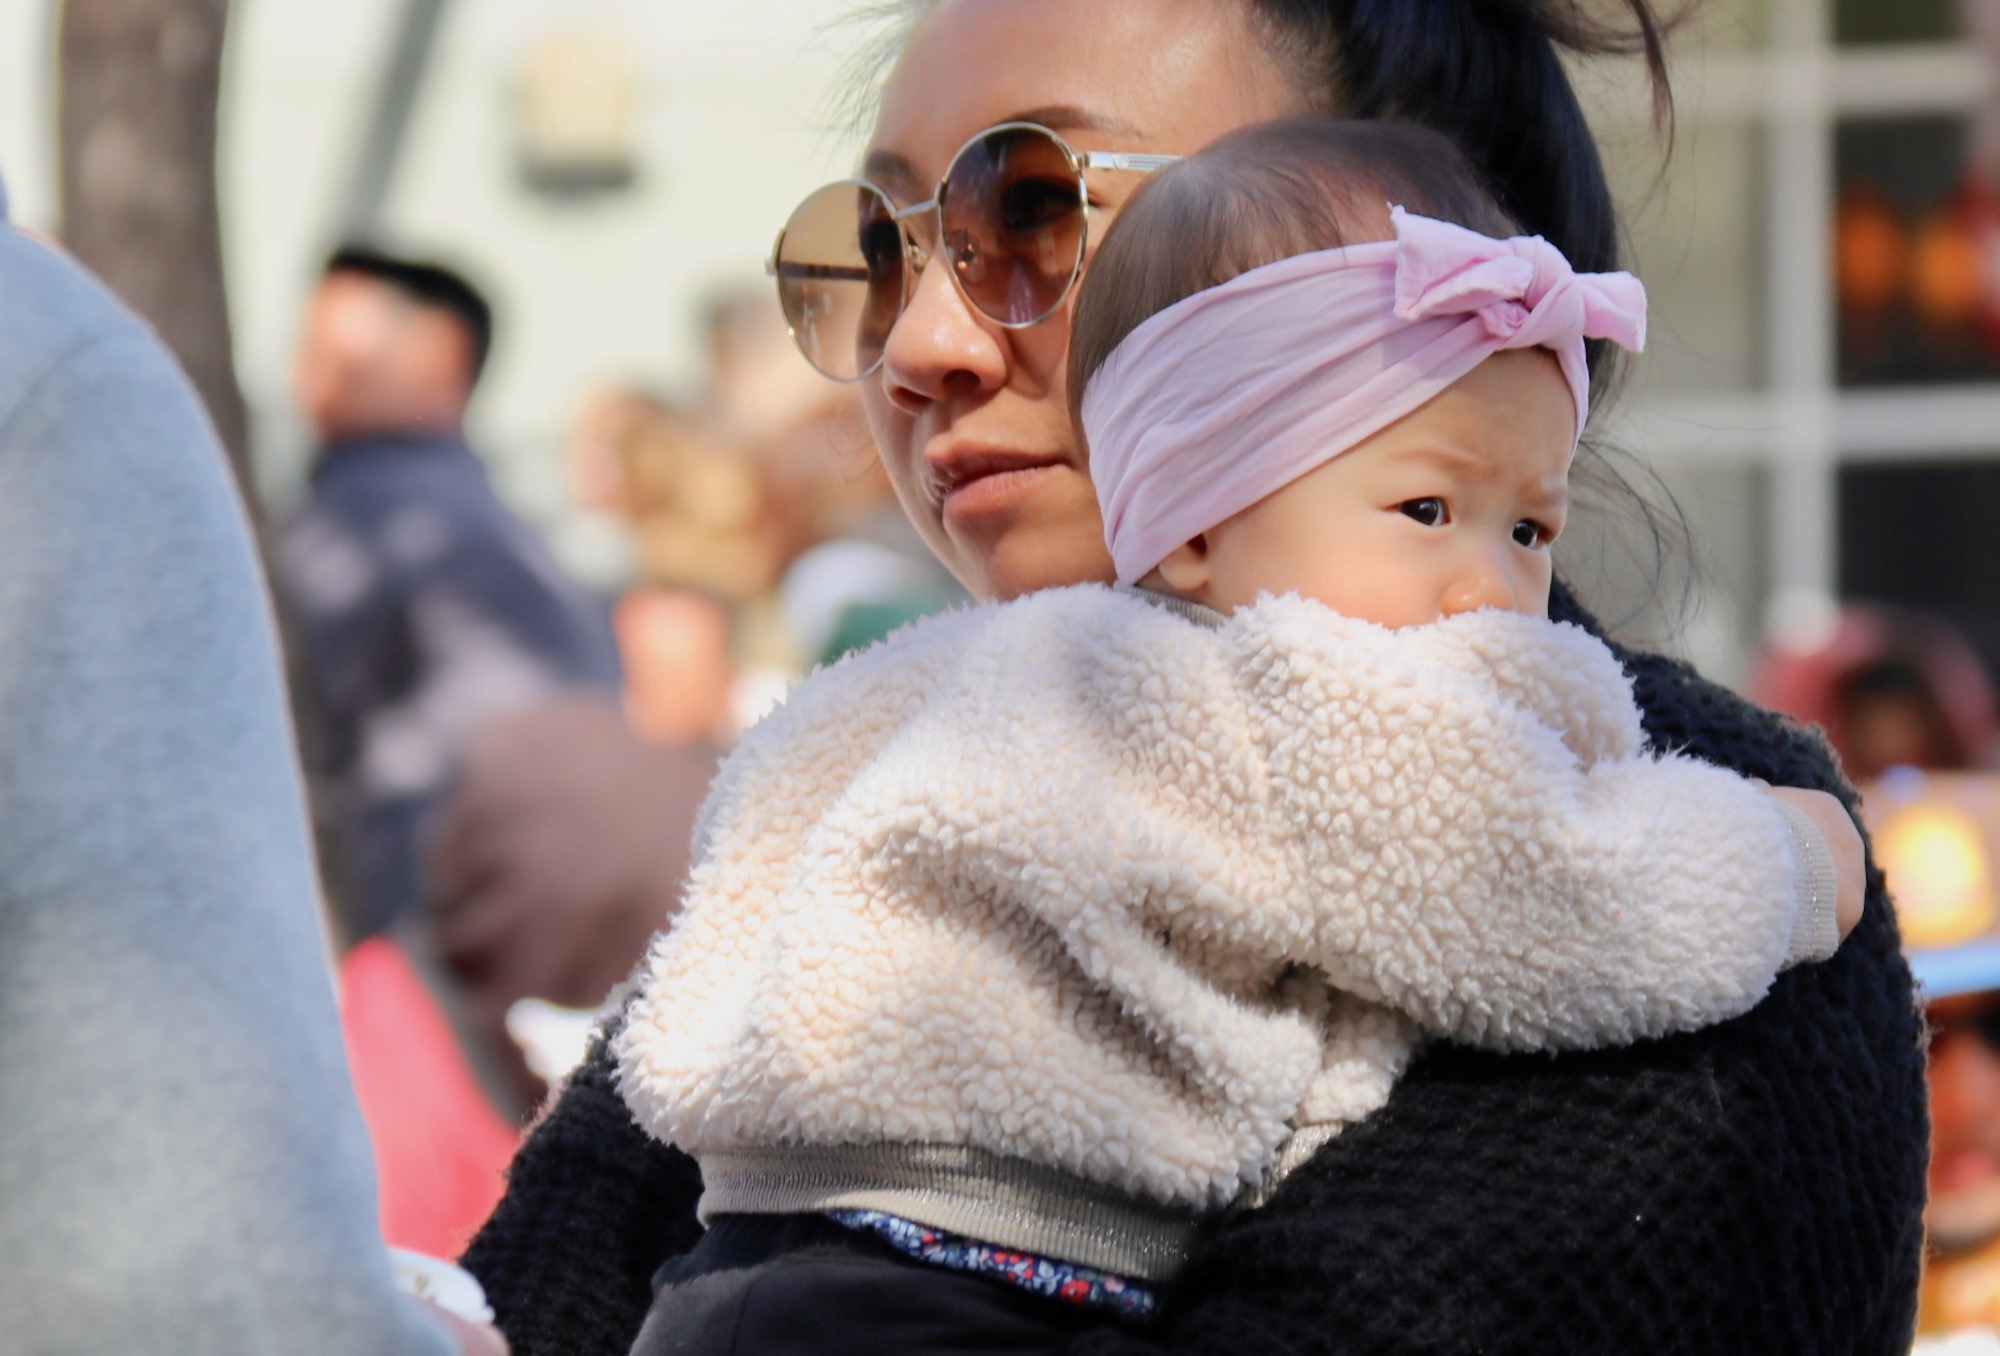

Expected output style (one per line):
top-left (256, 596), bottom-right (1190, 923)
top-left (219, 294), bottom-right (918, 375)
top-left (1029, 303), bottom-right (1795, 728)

top-left (277, 246), bottom-right (620, 944)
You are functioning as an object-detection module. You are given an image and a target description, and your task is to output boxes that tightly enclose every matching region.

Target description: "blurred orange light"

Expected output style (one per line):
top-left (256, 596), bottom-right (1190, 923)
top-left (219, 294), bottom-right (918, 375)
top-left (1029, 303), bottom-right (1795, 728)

top-left (1836, 190), bottom-right (1908, 317)
top-left (1911, 212), bottom-right (1986, 329)
top-left (1879, 799), bottom-right (1996, 949)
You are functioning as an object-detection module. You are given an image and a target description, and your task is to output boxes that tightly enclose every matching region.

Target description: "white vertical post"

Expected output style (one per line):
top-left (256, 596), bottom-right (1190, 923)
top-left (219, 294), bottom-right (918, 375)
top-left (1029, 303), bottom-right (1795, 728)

top-left (1765, 0), bottom-right (1840, 625)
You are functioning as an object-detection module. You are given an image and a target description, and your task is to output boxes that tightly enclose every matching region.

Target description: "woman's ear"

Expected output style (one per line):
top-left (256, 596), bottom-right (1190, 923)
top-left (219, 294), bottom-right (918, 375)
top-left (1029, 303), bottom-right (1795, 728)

top-left (1153, 535), bottom-right (1212, 595)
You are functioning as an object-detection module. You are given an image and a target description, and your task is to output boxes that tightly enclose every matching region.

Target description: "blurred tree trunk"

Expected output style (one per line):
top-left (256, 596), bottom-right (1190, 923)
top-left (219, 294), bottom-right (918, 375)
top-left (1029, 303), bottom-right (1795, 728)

top-left (57, 0), bottom-right (251, 505)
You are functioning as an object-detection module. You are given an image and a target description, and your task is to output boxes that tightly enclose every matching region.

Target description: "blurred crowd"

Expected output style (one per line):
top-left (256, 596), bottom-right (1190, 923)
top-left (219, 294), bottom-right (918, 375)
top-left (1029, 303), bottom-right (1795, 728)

top-left (270, 244), bottom-right (957, 1258)
top-left (1752, 602), bottom-right (2000, 1340)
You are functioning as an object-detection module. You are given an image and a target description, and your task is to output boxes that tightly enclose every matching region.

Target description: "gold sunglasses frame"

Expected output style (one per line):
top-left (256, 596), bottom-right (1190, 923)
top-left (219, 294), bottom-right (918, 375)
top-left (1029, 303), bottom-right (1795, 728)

top-left (767, 121), bottom-right (1178, 381)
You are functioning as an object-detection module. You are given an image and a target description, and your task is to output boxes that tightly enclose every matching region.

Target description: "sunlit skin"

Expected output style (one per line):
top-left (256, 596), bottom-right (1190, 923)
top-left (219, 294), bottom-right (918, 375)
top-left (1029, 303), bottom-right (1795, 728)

top-left (1151, 351), bottom-right (1572, 624)
top-left (1928, 994), bottom-right (2000, 1252)
top-left (861, 0), bottom-right (1305, 603)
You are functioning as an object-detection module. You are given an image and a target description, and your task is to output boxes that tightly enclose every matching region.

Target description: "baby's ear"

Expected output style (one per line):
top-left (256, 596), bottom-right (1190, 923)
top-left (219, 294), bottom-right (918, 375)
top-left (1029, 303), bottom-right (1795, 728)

top-left (1153, 534), bottom-right (1211, 594)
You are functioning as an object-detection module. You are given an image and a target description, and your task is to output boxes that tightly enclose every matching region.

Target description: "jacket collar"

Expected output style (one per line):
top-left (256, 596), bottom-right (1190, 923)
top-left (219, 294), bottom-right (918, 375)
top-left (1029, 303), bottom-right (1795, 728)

top-left (1118, 583), bottom-right (1228, 631)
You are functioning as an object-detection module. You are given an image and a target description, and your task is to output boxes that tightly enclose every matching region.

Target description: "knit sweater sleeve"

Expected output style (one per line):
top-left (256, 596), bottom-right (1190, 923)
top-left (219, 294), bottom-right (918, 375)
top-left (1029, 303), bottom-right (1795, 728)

top-left (1069, 641), bottom-right (1926, 1356)
top-left (460, 1012), bottom-right (704, 1356)
top-left (1247, 604), bottom-right (1819, 1051)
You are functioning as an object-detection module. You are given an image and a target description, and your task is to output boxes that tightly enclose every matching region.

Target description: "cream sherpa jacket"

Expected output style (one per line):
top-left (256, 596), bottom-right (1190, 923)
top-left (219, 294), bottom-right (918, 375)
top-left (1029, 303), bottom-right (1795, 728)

top-left (616, 586), bottom-right (1833, 1279)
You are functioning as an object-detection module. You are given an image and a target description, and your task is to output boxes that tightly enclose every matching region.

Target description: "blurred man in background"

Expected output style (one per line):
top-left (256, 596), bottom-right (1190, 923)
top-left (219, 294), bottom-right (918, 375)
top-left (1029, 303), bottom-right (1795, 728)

top-left (277, 246), bottom-right (620, 945)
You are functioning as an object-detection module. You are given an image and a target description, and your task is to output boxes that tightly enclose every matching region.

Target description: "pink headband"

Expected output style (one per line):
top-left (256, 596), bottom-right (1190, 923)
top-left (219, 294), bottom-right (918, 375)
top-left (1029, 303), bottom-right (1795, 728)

top-left (1082, 206), bottom-right (1648, 584)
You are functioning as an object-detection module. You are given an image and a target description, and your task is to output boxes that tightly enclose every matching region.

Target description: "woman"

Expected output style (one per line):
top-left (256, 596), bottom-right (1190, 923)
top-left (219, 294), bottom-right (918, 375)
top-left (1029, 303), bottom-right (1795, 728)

top-left (463, 3), bottom-right (1927, 1352)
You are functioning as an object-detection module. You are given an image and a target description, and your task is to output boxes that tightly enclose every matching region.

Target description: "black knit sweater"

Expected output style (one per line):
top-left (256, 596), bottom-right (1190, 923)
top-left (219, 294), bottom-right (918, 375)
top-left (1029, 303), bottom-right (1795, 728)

top-left (461, 588), bottom-right (1928, 1356)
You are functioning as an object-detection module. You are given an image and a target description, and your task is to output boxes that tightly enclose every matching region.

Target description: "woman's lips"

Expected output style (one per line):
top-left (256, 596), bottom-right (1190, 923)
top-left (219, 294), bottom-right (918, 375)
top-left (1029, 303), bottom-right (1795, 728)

top-left (929, 450), bottom-right (1065, 524)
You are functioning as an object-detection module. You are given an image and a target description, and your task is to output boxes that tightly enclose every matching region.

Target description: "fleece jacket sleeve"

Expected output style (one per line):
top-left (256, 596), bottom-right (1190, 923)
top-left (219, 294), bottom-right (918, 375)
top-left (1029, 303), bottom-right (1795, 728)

top-left (1065, 628), bottom-right (1926, 1356)
top-left (1239, 600), bottom-right (1816, 1053)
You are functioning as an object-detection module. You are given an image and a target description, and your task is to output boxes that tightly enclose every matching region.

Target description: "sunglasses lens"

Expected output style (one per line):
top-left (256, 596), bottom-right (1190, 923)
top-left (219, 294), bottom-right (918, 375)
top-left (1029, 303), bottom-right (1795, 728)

top-left (938, 125), bottom-right (1086, 327)
top-left (774, 181), bottom-right (904, 381)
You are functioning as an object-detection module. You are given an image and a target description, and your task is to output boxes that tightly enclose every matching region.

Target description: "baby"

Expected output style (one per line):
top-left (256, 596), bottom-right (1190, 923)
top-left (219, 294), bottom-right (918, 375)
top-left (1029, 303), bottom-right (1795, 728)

top-left (616, 119), bottom-right (1851, 1355)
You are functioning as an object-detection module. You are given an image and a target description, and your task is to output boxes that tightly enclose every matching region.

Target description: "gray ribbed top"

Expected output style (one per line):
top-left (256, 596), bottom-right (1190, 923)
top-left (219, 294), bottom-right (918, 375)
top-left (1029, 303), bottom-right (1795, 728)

top-left (696, 1142), bottom-right (1205, 1280)
top-left (1119, 582), bottom-right (1229, 630)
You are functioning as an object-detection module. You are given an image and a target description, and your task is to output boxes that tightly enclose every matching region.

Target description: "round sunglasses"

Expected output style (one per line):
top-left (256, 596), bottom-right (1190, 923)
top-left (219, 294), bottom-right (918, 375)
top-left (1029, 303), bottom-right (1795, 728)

top-left (767, 122), bottom-right (1178, 382)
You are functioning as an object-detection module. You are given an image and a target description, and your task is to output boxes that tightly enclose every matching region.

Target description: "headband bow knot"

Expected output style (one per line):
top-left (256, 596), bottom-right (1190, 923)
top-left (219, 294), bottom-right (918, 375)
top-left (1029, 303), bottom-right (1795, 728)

top-left (1083, 206), bottom-right (1649, 585)
top-left (1391, 209), bottom-right (1648, 355)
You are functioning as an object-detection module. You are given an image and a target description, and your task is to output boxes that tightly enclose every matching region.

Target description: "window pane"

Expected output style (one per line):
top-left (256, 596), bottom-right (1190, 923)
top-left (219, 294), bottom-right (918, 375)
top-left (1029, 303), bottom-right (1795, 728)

top-left (1690, 0), bottom-right (1771, 50)
top-left (1835, 0), bottom-right (1957, 46)
top-left (1839, 459), bottom-right (2000, 677)
top-left (1610, 121), bottom-right (1767, 394)
top-left (1559, 459), bottom-right (1769, 689)
top-left (1835, 116), bottom-right (2000, 387)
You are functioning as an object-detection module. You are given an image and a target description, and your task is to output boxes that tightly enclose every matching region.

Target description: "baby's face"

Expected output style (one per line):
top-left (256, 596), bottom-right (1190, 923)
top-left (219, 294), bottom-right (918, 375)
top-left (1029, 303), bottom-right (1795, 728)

top-left (1194, 350), bottom-right (1574, 627)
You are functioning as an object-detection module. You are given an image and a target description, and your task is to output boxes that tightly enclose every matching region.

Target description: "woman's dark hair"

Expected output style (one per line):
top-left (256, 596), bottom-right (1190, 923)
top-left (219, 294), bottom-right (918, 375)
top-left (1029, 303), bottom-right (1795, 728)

top-left (1248, 0), bottom-right (1674, 301)
top-left (1068, 118), bottom-right (1516, 427)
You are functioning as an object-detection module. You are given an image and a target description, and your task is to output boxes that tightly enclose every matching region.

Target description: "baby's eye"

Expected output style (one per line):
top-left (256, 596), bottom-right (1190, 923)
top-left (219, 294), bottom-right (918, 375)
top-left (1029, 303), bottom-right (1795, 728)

top-left (1512, 519), bottom-right (1554, 549)
top-left (1399, 498), bottom-right (1447, 527)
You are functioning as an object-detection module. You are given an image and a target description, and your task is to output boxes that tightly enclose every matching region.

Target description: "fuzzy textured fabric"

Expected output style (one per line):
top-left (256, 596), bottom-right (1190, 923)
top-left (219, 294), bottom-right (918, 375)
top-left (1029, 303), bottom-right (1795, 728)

top-left (616, 588), bottom-right (1817, 1229)
top-left (461, 583), bottom-right (1927, 1356)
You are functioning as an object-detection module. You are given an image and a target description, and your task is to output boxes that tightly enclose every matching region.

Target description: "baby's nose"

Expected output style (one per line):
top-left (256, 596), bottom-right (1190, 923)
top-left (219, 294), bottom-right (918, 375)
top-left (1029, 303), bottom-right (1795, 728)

top-left (1440, 560), bottom-right (1519, 618)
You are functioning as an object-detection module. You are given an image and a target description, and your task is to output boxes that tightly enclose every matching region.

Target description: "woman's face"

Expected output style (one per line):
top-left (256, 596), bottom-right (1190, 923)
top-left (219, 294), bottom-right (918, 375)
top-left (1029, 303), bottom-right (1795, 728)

top-left (862, 0), bottom-right (1304, 601)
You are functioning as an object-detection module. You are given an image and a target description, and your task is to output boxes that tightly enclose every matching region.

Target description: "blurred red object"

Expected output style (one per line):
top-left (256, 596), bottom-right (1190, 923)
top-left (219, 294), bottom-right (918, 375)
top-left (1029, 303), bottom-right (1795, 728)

top-left (1750, 602), bottom-right (1999, 782)
top-left (339, 936), bottom-right (520, 1258)
top-left (1956, 176), bottom-right (2000, 355)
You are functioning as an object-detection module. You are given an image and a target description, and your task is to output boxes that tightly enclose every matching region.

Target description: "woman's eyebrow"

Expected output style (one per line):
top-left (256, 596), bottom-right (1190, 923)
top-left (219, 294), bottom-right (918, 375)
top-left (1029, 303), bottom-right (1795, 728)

top-left (1006, 105), bottom-right (1144, 138)
top-left (861, 148), bottom-right (923, 191)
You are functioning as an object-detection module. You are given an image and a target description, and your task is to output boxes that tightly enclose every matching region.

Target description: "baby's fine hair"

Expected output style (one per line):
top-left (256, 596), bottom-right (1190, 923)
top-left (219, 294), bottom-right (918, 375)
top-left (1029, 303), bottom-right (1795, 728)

top-left (1068, 118), bottom-right (1523, 433)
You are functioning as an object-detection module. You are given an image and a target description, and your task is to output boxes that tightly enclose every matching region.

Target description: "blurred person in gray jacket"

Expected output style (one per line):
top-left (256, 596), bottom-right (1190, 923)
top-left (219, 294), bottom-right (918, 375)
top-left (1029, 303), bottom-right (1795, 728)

top-left (0, 178), bottom-right (499, 1353)
top-left (277, 247), bottom-right (619, 944)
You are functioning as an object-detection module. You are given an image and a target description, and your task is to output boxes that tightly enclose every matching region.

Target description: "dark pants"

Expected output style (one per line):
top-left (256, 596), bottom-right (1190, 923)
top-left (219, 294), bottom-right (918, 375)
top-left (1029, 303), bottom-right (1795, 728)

top-left (628, 1214), bottom-right (1110, 1356)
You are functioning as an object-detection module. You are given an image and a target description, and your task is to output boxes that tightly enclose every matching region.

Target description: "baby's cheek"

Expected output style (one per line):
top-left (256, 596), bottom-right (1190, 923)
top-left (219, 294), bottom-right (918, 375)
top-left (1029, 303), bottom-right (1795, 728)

top-left (1526, 577), bottom-right (1553, 619)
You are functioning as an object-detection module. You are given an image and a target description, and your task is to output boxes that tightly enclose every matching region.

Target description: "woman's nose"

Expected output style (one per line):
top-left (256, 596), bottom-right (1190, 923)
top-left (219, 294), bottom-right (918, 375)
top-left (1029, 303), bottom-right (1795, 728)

top-left (1440, 555), bottom-right (1520, 618)
top-left (879, 249), bottom-right (1010, 415)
